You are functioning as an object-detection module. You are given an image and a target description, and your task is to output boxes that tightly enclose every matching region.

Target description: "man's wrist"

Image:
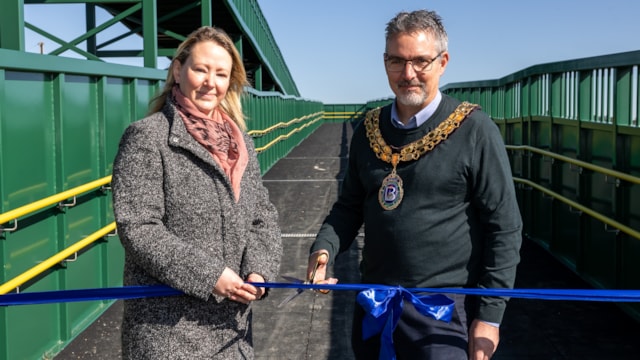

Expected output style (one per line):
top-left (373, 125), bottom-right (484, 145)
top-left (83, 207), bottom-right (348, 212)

top-left (481, 320), bottom-right (500, 328)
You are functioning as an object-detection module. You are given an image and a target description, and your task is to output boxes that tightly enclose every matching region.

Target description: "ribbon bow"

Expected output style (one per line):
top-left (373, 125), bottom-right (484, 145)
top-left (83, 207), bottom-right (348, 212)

top-left (356, 286), bottom-right (455, 360)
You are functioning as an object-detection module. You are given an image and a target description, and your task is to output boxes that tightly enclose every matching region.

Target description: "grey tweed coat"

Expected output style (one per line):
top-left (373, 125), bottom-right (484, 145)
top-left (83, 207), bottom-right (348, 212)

top-left (112, 101), bottom-right (282, 360)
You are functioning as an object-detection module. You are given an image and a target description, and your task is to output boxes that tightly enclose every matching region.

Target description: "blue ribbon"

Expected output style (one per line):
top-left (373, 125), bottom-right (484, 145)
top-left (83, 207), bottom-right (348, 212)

top-left (3, 283), bottom-right (640, 306)
top-left (4, 282), bottom-right (640, 359)
top-left (0, 285), bottom-right (182, 306)
top-left (357, 287), bottom-right (454, 360)
top-left (0, 283), bottom-right (640, 306)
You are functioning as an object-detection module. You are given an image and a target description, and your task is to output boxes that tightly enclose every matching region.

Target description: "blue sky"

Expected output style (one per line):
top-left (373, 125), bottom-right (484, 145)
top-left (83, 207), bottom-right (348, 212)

top-left (23, 0), bottom-right (640, 104)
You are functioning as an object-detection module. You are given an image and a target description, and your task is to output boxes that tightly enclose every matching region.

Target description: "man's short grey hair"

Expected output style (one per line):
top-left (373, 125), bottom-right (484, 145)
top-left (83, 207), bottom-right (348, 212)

top-left (385, 10), bottom-right (448, 53)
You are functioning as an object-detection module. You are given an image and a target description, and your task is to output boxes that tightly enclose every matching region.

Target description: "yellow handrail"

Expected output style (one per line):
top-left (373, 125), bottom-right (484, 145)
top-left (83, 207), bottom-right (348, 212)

top-left (506, 145), bottom-right (640, 185)
top-left (247, 112), bottom-right (323, 137)
top-left (508, 145), bottom-right (640, 240)
top-left (255, 115), bottom-right (323, 153)
top-left (513, 177), bottom-right (640, 241)
top-left (0, 222), bottom-right (117, 295)
top-left (0, 176), bottom-right (112, 228)
top-left (323, 111), bottom-right (364, 119)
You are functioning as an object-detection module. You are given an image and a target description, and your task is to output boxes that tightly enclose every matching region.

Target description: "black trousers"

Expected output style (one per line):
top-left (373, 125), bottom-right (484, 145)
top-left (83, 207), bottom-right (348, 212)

top-left (351, 293), bottom-right (469, 360)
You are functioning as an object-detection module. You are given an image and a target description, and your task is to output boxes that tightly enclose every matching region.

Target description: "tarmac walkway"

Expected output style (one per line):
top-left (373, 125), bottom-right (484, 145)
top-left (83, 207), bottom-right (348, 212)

top-left (55, 122), bottom-right (640, 359)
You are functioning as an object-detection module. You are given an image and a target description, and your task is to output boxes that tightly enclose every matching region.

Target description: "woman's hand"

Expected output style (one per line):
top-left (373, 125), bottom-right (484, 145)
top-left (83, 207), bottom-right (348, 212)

top-left (213, 268), bottom-right (267, 304)
top-left (243, 273), bottom-right (267, 300)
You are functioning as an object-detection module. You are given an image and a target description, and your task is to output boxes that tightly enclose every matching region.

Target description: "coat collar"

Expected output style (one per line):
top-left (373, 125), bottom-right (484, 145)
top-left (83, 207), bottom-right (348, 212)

top-left (163, 101), bottom-right (220, 169)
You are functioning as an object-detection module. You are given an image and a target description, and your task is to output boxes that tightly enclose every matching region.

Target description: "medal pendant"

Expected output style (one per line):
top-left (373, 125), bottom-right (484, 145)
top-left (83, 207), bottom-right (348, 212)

top-left (378, 171), bottom-right (404, 210)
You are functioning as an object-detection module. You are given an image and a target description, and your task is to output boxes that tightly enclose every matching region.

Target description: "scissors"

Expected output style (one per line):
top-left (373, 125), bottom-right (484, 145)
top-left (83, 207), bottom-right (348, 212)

top-left (278, 253), bottom-right (328, 307)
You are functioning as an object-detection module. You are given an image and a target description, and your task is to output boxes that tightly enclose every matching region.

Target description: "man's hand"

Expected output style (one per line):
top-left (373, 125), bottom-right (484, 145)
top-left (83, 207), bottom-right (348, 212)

top-left (307, 250), bottom-right (338, 291)
top-left (468, 319), bottom-right (499, 360)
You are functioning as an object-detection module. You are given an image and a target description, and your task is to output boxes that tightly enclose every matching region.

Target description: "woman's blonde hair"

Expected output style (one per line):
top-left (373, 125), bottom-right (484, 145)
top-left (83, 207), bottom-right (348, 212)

top-left (149, 26), bottom-right (249, 130)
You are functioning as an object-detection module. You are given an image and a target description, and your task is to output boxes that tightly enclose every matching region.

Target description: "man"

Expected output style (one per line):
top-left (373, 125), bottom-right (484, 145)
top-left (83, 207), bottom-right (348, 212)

top-left (307, 10), bottom-right (523, 360)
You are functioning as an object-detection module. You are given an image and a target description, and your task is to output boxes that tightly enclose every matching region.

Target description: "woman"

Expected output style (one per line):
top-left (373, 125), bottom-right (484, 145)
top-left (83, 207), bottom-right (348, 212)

top-left (112, 26), bottom-right (282, 359)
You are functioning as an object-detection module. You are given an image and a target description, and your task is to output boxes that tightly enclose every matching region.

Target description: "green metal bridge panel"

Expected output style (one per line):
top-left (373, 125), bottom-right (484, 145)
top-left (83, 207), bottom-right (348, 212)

top-left (56, 75), bottom-right (104, 326)
top-left (135, 79), bottom-right (160, 120)
top-left (629, 132), bottom-right (640, 232)
top-left (103, 78), bottom-right (135, 288)
top-left (527, 121), bottom-right (554, 249)
top-left (578, 125), bottom-right (618, 288)
top-left (60, 75), bottom-right (99, 188)
top-left (0, 70), bottom-right (62, 360)
top-left (621, 167), bottom-right (640, 327)
top-left (551, 206), bottom-right (581, 268)
top-left (510, 120), bottom-right (525, 146)
top-left (104, 78), bottom-right (134, 175)
top-left (620, 233), bottom-right (640, 322)
top-left (3, 304), bottom-right (60, 360)
top-left (532, 119), bottom-right (553, 150)
top-left (621, 131), bottom-right (640, 300)
top-left (583, 220), bottom-right (618, 289)
top-left (528, 195), bottom-right (553, 249)
top-left (553, 123), bottom-right (581, 264)
top-left (527, 119), bottom-right (554, 248)
top-left (1, 71), bottom-right (56, 209)
top-left (58, 74), bottom-right (104, 344)
top-left (505, 120), bottom-right (527, 199)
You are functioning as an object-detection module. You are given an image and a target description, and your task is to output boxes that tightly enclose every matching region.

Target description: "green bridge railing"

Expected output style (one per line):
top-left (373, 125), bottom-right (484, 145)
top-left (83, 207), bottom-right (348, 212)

top-left (0, 47), bottom-right (320, 360)
top-left (442, 49), bottom-right (640, 322)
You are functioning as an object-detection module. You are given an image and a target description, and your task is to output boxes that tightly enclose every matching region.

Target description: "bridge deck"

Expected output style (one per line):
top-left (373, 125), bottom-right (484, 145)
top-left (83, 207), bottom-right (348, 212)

top-left (56, 122), bottom-right (640, 359)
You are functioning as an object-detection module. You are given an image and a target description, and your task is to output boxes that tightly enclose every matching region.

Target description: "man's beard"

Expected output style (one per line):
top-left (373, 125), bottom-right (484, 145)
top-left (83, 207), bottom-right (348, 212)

top-left (396, 82), bottom-right (427, 107)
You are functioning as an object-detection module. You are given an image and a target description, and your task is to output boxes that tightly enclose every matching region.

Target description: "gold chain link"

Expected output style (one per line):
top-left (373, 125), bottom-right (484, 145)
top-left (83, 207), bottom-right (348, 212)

top-left (365, 102), bottom-right (478, 164)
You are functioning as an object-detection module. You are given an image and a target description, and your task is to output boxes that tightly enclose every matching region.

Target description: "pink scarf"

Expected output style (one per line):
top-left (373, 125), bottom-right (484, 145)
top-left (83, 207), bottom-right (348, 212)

top-left (171, 86), bottom-right (248, 202)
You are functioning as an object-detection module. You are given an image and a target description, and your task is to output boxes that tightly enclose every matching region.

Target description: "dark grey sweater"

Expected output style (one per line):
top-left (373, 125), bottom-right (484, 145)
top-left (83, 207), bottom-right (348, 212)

top-left (312, 95), bottom-right (522, 324)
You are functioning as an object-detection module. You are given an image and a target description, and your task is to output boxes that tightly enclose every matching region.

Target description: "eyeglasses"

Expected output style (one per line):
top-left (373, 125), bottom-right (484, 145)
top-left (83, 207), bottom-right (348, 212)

top-left (384, 52), bottom-right (443, 73)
